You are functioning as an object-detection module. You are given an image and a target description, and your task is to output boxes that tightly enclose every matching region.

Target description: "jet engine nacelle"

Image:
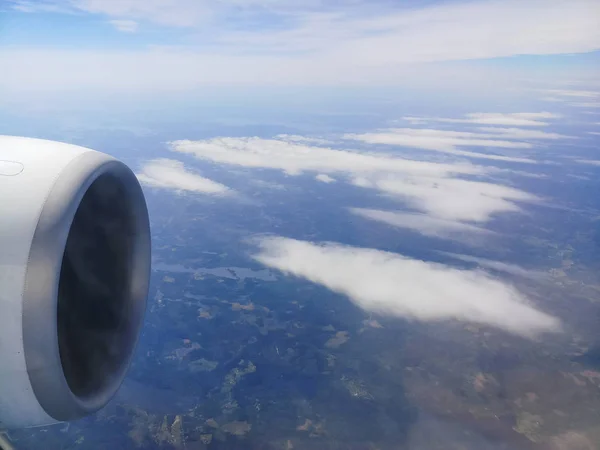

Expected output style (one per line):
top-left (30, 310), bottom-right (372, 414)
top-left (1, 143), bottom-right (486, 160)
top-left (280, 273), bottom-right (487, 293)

top-left (0, 136), bottom-right (150, 428)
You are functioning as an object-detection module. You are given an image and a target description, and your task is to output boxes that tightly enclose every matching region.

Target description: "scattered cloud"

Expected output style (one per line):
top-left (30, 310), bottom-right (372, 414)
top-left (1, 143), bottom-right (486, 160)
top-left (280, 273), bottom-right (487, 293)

top-left (345, 128), bottom-right (536, 163)
top-left (170, 137), bottom-right (482, 178)
top-left (402, 112), bottom-right (561, 127)
top-left (136, 158), bottom-right (232, 194)
top-left (252, 237), bottom-right (561, 337)
top-left (350, 208), bottom-right (493, 242)
top-left (588, 131), bottom-right (600, 136)
top-left (316, 174), bottom-right (336, 183)
top-left (170, 136), bottom-right (537, 222)
top-left (109, 19), bottom-right (139, 33)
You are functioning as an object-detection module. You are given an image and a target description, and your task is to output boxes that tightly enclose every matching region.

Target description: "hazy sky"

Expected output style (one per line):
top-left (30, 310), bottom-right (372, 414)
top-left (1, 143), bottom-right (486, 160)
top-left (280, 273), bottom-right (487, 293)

top-left (1, 0), bottom-right (599, 94)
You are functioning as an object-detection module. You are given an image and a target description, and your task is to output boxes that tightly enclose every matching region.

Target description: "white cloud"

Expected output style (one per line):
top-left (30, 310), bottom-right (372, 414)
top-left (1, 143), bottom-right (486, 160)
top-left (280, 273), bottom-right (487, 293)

top-left (351, 176), bottom-right (373, 188)
top-left (403, 112), bottom-right (561, 127)
top-left (345, 128), bottom-right (536, 163)
top-left (350, 208), bottom-right (493, 242)
top-left (576, 159), bottom-right (600, 166)
top-left (170, 136), bottom-right (537, 222)
top-left (4, 0), bottom-right (600, 89)
top-left (136, 158), bottom-right (232, 194)
top-left (252, 237), bottom-right (561, 337)
top-left (170, 137), bottom-right (482, 178)
top-left (109, 19), bottom-right (139, 33)
top-left (475, 127), bottom-right (571, 140)
top-left (588, 131), bottom-right (600, 136)
top-left (316, 174), bottom-right (336, 183)
top-left (370, 176), bottom-right (537, 222)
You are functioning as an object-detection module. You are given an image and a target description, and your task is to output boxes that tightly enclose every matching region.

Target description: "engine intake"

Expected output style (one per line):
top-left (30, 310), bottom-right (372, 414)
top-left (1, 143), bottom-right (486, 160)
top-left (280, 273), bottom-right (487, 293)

top-left (0, 136), bottom-right (150, 428)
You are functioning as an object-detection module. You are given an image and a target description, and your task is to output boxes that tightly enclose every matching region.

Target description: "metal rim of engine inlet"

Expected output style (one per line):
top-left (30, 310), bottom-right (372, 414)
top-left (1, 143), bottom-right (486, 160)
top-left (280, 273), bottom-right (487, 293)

top-left (21, 151), bottom-right (150, 422)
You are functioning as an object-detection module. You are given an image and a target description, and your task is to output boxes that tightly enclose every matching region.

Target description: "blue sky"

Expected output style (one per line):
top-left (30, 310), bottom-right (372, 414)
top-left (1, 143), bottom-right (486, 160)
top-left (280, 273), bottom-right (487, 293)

top-left (1, 0), bottom-right (599, 95)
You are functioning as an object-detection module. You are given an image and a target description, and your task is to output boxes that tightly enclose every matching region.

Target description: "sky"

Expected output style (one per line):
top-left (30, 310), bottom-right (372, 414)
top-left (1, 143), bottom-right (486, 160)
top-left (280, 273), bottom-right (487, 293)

top-left (1, 0), bottom-right (599, 94)
top-left (1, 0), bottom-right (599, 338)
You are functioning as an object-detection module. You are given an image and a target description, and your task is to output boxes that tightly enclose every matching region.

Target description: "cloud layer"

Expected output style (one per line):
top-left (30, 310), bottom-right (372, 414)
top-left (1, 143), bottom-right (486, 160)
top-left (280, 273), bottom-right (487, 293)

top-left (350, 208), bottom-right (492, 242)
top-left (136, 158), bottom-right (231, 194)
top-left (252, 237), bottom-right (560, 337)
top-left (4, 0), bottom-right (600, 89)
top-left (345, 128), bottom-right (536, 163)
top-left (170, 135), bottom-right (537, 222)
top-left (360, 175), bottom-right (536, 222)
top-left (170, 137), bottom-right (481, 178)
top-left (403, 112), bottom-right (561, 127)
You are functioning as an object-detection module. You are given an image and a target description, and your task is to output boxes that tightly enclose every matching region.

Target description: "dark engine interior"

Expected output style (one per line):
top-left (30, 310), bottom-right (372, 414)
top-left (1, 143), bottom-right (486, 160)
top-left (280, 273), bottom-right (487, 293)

top-left (57, 173), bottom-right (137, 400)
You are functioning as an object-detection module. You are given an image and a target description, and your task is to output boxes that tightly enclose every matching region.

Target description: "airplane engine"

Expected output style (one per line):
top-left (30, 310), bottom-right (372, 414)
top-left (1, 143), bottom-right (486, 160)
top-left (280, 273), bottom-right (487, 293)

top-left (0, 136), bottom-right (150, 428)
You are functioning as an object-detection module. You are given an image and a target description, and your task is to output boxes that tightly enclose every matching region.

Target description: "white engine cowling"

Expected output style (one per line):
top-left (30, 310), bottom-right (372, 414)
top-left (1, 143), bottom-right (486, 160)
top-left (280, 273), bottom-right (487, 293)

top-left (0, 136), bottom-right (150, 428)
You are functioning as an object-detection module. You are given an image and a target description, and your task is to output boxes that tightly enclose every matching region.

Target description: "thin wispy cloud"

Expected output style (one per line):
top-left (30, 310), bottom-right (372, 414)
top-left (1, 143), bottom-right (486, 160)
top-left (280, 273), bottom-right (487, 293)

top-left (441, 253), bottom-right (548, 281)
top-left (545, 89), bottom-right (600, 99)
top-left (9, 0), bottom-right (70, 13)
top-left (136, 158), bottom-right (232, 194)
top-left (4, 0), bottom-right (600, 89)
top-left (252, 237), bottom-right (561, 338)
top-left (350, 208), bottom-right (493, 242)
top-left (475, 127), bottom-right (572, 140)
top-left (345, 128), bottom-right (536, 163)
top-left (316, 174), bottom-right (336, 183)
top-left (109, 19), bottom-right (139, 33)
top-left (570, 102), bottom-right (600, 108)
top-left (575, 159), bottom-right (600, 166)
top-left (277, 135), bottom-right (332, 146)
top-left (403, 112), bottom-right (561, 127)
top-left (540, 89), bottom-right (600, 108)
